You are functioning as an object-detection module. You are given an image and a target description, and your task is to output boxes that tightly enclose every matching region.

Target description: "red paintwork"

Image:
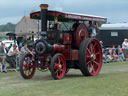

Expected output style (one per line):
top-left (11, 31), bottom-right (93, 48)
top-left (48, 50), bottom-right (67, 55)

top-left (54, 44), bottom-right (72, 60)
top-left (53, 44), bottom-right (65, 52)
top-left (72, 50), bottom-right (78, 60)
top-left (86, 39), bottom-right (102, 75)
top-left (54, 55), bottom-right (66, 79)
top-left (76, 24), bottom-right (89, 47)
top-left (62, 50), bottom-right (71, 60)
top-left (37, 56), bottom-right (50, 69)
top-left (23, 54), bottom-right (36, 78)
top-left (30, 10), bottom-right (107, 22)
top-left (63, 33), bottom-right (72, 44)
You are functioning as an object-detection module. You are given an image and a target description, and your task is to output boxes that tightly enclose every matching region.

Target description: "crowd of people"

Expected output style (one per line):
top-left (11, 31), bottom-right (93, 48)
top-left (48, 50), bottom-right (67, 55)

top-left (100, 39), bottom-right (127, 63)
top-left (0, 41), bottom-right (31, 73)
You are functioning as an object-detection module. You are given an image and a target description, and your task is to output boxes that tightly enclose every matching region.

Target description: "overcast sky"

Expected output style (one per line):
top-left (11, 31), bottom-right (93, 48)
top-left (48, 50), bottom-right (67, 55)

top-left (0, 0), bottom-right (128, 25)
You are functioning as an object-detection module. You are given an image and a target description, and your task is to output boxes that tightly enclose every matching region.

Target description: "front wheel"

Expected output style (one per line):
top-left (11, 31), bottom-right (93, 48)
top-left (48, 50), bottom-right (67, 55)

top-left (20, 53), bottom-right (36, 79)
top-left (50, 53), bottom-right (66, 80)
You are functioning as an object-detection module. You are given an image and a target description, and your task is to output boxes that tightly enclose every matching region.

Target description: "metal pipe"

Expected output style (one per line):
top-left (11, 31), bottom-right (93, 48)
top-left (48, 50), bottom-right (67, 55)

top-left (40, 4), bottom-right (48, 31)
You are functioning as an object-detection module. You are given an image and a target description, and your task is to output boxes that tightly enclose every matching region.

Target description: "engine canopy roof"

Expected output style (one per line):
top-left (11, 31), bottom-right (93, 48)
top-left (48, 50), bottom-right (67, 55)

top-left (30, 10), bottom-right (107, 22)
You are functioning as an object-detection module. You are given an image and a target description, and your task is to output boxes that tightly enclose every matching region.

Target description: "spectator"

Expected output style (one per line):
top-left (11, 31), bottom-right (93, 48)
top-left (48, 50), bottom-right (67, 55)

top-left (99, 41), bottom-right (105, 63)
top-left (19, 37), bottom-right (27, 51)
top-left (0, 64), bottom-right (2, 72)
top-left (20, 43), bottom-right (31, 56)
top-left (122, 38), bottom-right (128, 49)
top-left (94, 21), bottom-right (99, 32)
top-left (111, 45), bottom-right (118, 61)
top-left (99, 41), bottom-right (105, 52)
top-left (8, 43), bottom-right (12, 50)
top-left (6, 43), bottom-right (12, 53)
top-left (99, 41), bottom-right (104, 48)
top-left (117, 45), bottom-right (125, 61)
top-left (106, 48), bottom-right (113, 61)
top-left (0, 64), bottom-right (7, 72)
top-left (0, 43), bottom-right (7, 72)
top-left (0, 43), bottom-right (7, 64)
top-left (6, 45), bottom-right (20, 68)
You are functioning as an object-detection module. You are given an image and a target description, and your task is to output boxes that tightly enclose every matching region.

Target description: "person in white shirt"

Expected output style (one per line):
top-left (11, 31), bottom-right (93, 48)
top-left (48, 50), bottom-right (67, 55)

top-left (7, 45), bottom-right (19, 56)
top-left (122, 38), bottom-right (128, 49)
top-left (6, 45), bottom-right (20, 68)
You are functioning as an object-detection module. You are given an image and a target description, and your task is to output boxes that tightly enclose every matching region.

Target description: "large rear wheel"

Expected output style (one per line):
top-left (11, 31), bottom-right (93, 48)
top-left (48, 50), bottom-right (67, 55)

top-left (20, 53), bottom-right (36, 79)
top-left (79, 38), bottom-right (102, 76)
top-left (50, 53), bottom-right (66, 80)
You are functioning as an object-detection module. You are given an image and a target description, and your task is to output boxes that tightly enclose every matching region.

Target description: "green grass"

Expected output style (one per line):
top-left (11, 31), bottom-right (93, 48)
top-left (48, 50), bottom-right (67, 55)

top-left (103, 61), bottom-right (128, 66)
top-left (0, 61), bottom-right (128, 96)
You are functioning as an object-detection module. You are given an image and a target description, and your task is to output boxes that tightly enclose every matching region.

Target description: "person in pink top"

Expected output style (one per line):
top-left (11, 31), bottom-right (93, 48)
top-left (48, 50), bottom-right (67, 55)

top-left (117, 45), bottom-right (125, 61)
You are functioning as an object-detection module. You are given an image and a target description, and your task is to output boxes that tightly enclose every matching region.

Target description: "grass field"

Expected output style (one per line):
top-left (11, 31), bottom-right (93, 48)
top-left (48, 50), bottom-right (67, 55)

top-left (0, 61), bottom-right (128, 96)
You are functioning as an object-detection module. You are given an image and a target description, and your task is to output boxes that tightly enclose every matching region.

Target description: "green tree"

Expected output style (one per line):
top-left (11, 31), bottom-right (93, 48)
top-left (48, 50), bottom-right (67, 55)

top-left (0, 22), bottom-right (16, 32)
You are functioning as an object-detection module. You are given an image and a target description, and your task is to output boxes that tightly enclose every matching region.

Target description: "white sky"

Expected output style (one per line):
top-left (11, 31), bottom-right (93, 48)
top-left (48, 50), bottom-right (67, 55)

top-left (0, 0), bottom-right (128, 25)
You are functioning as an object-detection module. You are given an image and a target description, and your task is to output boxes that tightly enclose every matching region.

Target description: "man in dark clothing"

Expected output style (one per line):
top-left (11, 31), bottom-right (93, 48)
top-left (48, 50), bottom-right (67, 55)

top-left (72, 20), bottom-right (79, 31)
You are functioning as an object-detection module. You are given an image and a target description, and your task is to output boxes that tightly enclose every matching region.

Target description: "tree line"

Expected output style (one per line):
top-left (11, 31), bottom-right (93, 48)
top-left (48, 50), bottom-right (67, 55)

top-left (0, 23), bottom-right (16, 32)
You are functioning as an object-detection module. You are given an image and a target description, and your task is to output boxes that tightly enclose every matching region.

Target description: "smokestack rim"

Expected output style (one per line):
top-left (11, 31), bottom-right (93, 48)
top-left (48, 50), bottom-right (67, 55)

top-left (40, 4), bottom-right (48, 9)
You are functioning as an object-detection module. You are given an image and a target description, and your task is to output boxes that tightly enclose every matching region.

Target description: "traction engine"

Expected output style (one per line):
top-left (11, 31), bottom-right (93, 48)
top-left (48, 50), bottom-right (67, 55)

top-left (20, 4), bottom-right (107, 80)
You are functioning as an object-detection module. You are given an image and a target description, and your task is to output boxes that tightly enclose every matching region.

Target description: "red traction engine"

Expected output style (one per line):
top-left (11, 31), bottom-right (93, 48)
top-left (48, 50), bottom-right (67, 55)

top-left (20, 4), bottom-right (107, 80)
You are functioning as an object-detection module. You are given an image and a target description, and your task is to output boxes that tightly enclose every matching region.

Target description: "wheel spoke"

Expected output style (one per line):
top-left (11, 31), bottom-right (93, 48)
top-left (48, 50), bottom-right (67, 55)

top-left (24, 64), bottom-right (28, 70)
top-left (27, 70), bottom-right (30, 75)
top-left (88, 61), bottom-right (96, 73)
top-left (55, 70), bottom-right (59, 74)
top-left (57, 70), bottom-right (60, 77)
top-left (87, 48), bottom-right (91, 55)
top-left (28, 70), bottom-right (30, 75)
top-left (30, 63), bottom-right (34, 68)
top-left (58, 57), bottom-right (61, 64)
top-left (60, 69), bottom-right (63, 73)
top-left (24, 70), bottom-right (27, 75)
top-left (86, 61), bottom-right (91, 65)
top-left (93, 43), bottom-right (97, 48)
top-left (89, 43), bottom-right (94, 53)
top-left (30, 64), bottom-right (34, 68)
top-left (93, 61), bottom-right (99, 66)
top-left (93, 46), bottom-right (96, 53)
top-left (92, 66), bottom-right (96, 73)
top-left (87, 61), bottom-right (92, 72)
top-left (89, 65), bottom-right (93, 73)
top-left (55, 70), bottom-right (58, 76)
top-left (54, 63), bottom-right (59, 69)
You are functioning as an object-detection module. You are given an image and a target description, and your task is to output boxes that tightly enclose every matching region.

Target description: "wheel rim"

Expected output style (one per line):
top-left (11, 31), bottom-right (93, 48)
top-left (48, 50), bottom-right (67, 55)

top-left (54, 56), bottom-right (66, 79)
top-left (23, 55), bottom-right (35, 78)
top-left (86, 40), bottom-right (102, 75)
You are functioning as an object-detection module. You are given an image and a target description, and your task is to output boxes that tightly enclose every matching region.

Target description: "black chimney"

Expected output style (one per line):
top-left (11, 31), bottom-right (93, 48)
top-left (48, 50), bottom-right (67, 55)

top-left (40, 4), bottom-right (48, 32)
